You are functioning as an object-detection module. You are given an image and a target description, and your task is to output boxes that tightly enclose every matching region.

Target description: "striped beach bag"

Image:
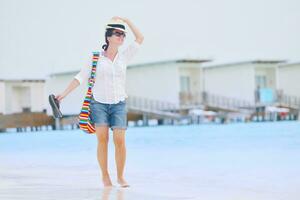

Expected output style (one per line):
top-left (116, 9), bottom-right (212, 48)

top-left (78, 51), bottom-right (100, 134)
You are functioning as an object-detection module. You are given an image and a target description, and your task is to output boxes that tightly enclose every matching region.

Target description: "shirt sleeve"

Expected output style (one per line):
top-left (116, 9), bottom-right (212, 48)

top-left (122, 40), bottom-right (141, 65)
top-left (74, 58), bottom-right (92, 85)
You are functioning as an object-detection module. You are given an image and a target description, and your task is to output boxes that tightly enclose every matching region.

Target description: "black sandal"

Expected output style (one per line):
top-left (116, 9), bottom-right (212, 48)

top-left (48, 94), bottom-right (63, 118)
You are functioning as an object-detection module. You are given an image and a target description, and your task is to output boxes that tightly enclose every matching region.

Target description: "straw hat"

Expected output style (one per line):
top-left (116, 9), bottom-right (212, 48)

top-left (105, 19), bottom-right (127, 33)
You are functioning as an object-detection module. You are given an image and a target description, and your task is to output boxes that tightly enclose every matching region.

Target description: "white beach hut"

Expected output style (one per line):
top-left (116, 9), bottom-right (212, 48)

top-left (0, 79), bottom-right (45, 114)
top-left (126, 59), bottom-right (210, 107)
top-left (202, 60), bottom-right (286, 106)
top-left (45, 59), bottom-right (211, 116)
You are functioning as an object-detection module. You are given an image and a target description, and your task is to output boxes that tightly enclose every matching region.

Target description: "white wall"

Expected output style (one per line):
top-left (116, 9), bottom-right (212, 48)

top-left (277, 64), bottom-right (300, 97)
top-left (11, 85), bottom-right (30, 113)
top-left (2, 81), bottom-right (45, 114)
top-left (203, 64), bottom-right (255, 103)
top-left (126, 63), bottom-right (180, 105)
top-left (30, 82), bottom-right (46, 112)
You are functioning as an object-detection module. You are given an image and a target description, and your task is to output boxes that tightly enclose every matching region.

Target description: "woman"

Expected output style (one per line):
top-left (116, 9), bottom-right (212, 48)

top-left (55, 16), bottom-right (144, 188)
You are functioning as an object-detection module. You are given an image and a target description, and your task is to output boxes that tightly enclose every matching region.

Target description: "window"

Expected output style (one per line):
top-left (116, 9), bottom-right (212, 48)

top-left (255, 75), bottom-right (267, 88)
top-left (180, 76), bottom-right (190, 92)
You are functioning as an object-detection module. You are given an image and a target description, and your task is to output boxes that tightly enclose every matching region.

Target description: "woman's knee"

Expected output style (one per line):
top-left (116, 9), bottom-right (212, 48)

top-left (113, 129), bottom-right (126, 146)
top-left (96, 126), bottom-right (109, 143)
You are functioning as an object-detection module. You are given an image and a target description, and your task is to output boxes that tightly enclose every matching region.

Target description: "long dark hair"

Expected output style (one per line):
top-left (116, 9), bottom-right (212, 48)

top-left (102, 28), bottom-right (114, 51)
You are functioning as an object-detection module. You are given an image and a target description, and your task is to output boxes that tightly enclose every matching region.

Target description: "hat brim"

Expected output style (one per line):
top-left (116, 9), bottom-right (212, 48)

top-left (105, 26), bottom-right (127, 33)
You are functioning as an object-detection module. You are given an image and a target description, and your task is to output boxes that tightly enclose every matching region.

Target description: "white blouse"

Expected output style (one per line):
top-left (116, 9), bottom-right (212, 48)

top-left (74, 41), bottom-right (140, 104)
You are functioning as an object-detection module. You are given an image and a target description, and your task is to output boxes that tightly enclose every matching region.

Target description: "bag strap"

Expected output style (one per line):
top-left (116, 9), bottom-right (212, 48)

top-left (88, 51), bottom-right (100, 90)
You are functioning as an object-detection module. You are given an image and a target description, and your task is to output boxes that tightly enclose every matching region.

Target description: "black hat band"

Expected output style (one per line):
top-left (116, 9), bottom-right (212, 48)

top-left (107, 24), bottom-right (125, 30)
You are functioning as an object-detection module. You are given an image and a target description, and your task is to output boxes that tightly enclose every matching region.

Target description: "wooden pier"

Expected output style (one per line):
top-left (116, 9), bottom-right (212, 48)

top-left (1, 92), bottom-right (298, 132)
top-left (0, 112), bottom-right (55, 132)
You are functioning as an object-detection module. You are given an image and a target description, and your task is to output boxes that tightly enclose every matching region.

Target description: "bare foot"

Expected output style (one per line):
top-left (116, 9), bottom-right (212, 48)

top-left (102, 176), bottom-right (113, 187)
top-left (117, 177), bottom-right (130, 187)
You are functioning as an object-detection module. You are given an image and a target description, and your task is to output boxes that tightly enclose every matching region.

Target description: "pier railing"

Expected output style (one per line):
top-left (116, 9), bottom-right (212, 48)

top-left (179, 91), bottom-right (253, 111)
top-left (276, 90), bottom-right (300, 108)
top-left (126, 95), bottom-right (178, 111)
top-left (179, 91), bottom-right (203, 105)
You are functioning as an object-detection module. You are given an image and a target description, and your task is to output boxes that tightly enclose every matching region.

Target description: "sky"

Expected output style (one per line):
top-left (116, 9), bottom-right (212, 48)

top-left (0, 0), bottom-right (299, 79)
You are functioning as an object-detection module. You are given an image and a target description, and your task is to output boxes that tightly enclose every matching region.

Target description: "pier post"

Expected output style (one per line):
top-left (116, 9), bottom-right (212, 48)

top-left (142, 114), bottom-right (148, 126)
top-left (55, 118), bottom-right (61, 130)
top-left (157, 119), bottom-right (163, 125)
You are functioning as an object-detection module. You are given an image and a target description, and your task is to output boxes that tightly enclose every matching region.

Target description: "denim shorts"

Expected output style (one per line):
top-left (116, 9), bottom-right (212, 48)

top-left (90, 97), bottom-right (127, 131)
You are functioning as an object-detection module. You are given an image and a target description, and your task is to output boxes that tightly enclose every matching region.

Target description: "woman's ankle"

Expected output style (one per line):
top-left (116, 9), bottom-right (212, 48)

top-left (117, 176), bottom-right (125, 180)
top-left (102, 172), bottom-right (110, 178)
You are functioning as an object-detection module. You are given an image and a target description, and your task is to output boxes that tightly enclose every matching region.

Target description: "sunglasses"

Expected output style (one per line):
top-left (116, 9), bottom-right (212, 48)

top-left (112, 31), bottom-right (126, 38)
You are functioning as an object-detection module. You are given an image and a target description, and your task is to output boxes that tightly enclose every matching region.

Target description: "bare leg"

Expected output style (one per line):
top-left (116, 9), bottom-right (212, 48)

top-left (96, 126), bottom-right (113, 187)
top-left (113, 128), bottom-right (129, 187)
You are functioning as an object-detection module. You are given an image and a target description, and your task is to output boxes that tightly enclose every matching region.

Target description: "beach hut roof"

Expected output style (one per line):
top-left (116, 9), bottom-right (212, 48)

top-left (0, 79), bottom-right (45, 82)
top-left (202, 59), bottom-right (287, 69)
top-left (127, 59), bottom-right (211, 69)
top-left (49, 59), bottom-right (212, 77)
top-left (278, 62), bottom-right (300, 68)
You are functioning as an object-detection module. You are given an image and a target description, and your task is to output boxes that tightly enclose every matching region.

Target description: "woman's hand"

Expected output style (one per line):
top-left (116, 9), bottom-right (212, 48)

top-left (111, 16), bottom-right (144, 44)
top-left (55, 94), bottom-right (65, 103)
top-left (111, 16), bottom-right (128, 23)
